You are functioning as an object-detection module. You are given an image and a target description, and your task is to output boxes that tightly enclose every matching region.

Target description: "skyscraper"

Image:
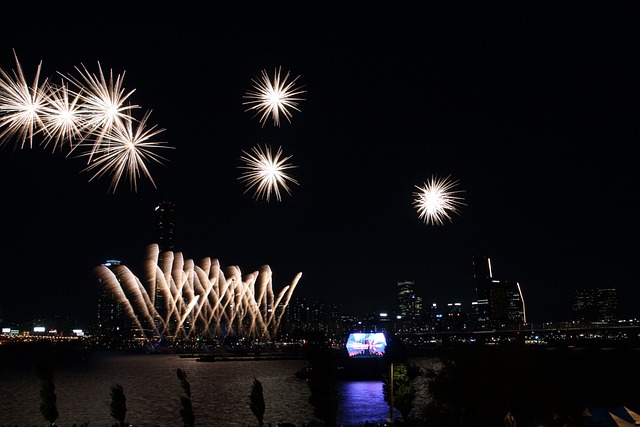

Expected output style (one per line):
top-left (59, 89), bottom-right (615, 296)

top-left (153, 200), bottom-right (175, 333)
top-left (487, 279), bottom-right (527, 326)
top-left (397, 280), bottom-right (422, 319)
top-left (154, 200), bottom-right (175, 253)
top-left (471, 255), bottom-right (526, 328)
top-left (572, 288), bottom-right (618, 324)
top-left (472, 254), bottom-right (492, 300)
top-left (96, 259), bottom-right (129, 338)
top-left (471, 255), bottom-right (491, 326)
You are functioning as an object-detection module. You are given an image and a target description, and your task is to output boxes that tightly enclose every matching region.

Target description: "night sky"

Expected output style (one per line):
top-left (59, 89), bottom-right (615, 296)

top-left (1, 3), bottom-right (637, 326)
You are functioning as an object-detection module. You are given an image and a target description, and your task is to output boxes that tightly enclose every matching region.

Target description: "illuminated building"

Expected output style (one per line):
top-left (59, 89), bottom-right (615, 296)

top-left (397, 280), bottom-right (423, 333)
top-left (96, 259), bottom-right (130, 337)
top-left (153, 200), bottom-right (175, 331)
top-left (487, 279), bottom-right (526, 326)
top-left (572, 287), bottom-right (618, 324)
top-left (472, 255), bottom-right (526, 328)
top-left (397, 280), bottom-right (421, 319)
top-left (154, 200), bottom-right (175, 252)
top-left (472, 254), bottom-right (492, 300)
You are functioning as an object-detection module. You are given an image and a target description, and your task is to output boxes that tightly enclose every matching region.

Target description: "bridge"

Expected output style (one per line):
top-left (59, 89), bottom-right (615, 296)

top-left (397, 323), bottom-right (640, 349)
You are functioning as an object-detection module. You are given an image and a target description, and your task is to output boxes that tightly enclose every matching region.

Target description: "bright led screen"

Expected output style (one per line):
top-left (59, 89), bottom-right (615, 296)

top-left (345, 332), bottom-right (387, 358)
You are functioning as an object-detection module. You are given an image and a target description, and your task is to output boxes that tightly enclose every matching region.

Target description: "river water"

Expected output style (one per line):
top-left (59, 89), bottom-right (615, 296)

top-left (3, 345), bottom-right (636, 426)
top-left (0, 349), bottom-right (425, 427)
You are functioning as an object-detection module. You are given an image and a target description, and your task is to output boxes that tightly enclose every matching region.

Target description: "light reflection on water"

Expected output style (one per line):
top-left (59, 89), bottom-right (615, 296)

top-left (1, 352), bottom-right (314, 426)
top-left (336, 381), bottom-right (398, 426)
top-left (1, 351), bottom-right (426, 427)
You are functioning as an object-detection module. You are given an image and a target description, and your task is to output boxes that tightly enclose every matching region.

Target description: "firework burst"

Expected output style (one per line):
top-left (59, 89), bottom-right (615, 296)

top-left (238, 144), bottom-right (299, 202)
top-left (0, 50), bottom-right (49, 149)
top-left (79, 109), bottom-right (172, 193)
top-left (243, 66), bottom-right (306, 127)
top-left (62, 62), bottom-right (140, 160)
top-left (0, 51), bottom-right (173, 192)
top-left (40, 81), bottom-right (85, 152)
top-left (413, 175), bottom-right (466, 225)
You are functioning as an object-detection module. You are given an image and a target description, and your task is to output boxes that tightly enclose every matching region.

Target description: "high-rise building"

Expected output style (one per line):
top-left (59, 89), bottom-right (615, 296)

top-left (472, 255), bottom-right (492, 323)
top-left (487, 279), bottom-right (526, 326)
top-left (472, 254), bottom-right (492, 300)
top-left (96, 260), bottom-right (128, 337)
top-left (397, 280), bottom-right (423, 334)
top-left (572, 288), bottom-right (618, 324)
top-left (471, 256), bottom-right (526, 328)
top-left (427, 301), bottom-right (466, 331)
top-left (397, 280), bottom-right (420, 319)
top-left (154, 200), bottom-right (175, 253)
top-left (153, 200), bottom-right (175, 330)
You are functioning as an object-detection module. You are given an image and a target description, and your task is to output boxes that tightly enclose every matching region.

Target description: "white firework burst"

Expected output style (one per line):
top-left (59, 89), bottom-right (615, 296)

top-left (238, 144), bottom-right (299, 202)
top-left (40, 81), bottom-right (86, 152)
top-left (62, 62), bottom-right (139, 160)
top-left (243, 66), bottom-right (306, 127)
top-left (413, 175), bottom-right (466, 225)
top-left (0, 50), bottom-right (50, 149)
top-left (79, 109), bottom-right (172, 193)
top-left (0, 51), bottom-right (173, 191)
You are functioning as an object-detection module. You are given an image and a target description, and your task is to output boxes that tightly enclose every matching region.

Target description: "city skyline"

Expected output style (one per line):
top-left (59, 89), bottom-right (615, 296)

top-left (0, 3), bottom-right (638, 325)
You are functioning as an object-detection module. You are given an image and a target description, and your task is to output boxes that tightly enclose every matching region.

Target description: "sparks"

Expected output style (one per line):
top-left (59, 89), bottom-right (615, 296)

top-left (0, 50), bottom-right (173, 192)
top-left (238, 144), bottom-right (299, 202)
top-left (79, 109), bottom-right (172, 193)
top-left (40, 81), bottom-right (85, 152)
top-left (62, 62), bottom-right (140, 160)
top-left (243, 66), bottom-right (306, 127)
top-left (0, 50), bottom-right (49, 149)
top-left (96, 243), bottom-right (301, 341)
top-left (413, 175), bottom-right (466, 226)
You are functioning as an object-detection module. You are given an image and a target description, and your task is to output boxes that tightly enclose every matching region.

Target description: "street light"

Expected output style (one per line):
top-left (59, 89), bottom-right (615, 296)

top-left (387, 361), bottom-right (394, 425)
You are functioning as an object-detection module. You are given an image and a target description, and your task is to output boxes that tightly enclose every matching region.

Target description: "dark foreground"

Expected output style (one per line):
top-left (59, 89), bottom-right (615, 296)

top-left (1, 341), bottom-right (639, 426)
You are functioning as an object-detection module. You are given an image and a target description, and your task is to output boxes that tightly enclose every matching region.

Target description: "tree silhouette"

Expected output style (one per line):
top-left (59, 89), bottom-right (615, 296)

top-left (383, 363), bottom-right (417, 422)
top-left (177, 368), bottom-right (195, 427)
top-left (36, 358), bottom-right (59, 426)
top-left (110, 383), bottom-right (128, 427)
top-left (422, 347), bottom-right (584, 426)
top-left (306, 346), bottom-right (338, 426)
top-left (249, 377), bottom-right (265, 427)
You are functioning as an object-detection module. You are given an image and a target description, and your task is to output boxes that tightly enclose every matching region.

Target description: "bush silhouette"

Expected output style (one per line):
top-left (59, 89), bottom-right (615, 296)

top-left (36, 358), bottom-right (59, 426)
top-left (110, 383), bottom-right (128, 427)
top-left (249, 377), bottom-right (266, 427)
top-left (177, 368), bottom-right (195, 427)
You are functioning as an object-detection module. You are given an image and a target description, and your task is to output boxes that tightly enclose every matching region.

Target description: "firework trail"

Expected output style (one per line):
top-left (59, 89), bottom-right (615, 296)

top-left (96, 244), bottom-right (302, 341)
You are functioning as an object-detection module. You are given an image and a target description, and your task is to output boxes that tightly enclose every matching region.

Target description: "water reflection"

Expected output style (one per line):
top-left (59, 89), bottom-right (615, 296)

top-left (336, 380), bottom-right (399, 426)
top-left (0, 352), bottom-right (437, 426)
